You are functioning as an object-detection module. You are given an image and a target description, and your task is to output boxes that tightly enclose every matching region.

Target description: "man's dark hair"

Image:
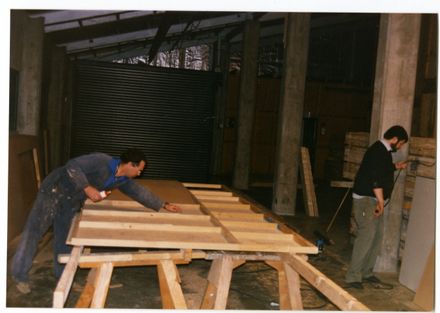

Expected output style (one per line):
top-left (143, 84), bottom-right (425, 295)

top-left (384, 125), bottom-right (409, 142)
top-left (120, 148), bottom-right (147, 166)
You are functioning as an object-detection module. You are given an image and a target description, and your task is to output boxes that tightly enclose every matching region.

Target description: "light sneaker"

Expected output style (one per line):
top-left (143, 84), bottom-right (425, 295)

top-left (16, 281), bottom-right (31, 294)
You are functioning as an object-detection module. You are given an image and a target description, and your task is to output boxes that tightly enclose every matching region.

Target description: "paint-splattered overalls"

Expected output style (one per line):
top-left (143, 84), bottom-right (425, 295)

top-left (11, 152), bottom-right (164, 283)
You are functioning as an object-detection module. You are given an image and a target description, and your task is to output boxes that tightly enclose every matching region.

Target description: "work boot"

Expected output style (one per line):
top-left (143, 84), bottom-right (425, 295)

top-left (16, 281), bottom-right (31, 294)
top-left (363, 276), bottom-right (393, 290)
top-left (346, 282), bottom-right (363, 289)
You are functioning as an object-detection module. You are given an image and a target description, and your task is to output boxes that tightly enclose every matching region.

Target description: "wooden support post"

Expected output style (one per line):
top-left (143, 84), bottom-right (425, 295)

top-left (75, 268), bottom-right (98, 308)
top-left (90, 262), bottom-right (114, 308)
top-left (266, 261), bottom-right (303, 310)
top-left (157, 259), bottom-right (187, 309)
top-left (53, 246), bottom-right (84, 308)
top-left (201, 256), bottom-right (244, 309)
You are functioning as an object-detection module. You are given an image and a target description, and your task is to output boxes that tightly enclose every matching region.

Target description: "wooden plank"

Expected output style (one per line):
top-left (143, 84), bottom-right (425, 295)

top-left (195, 195), bottom-right (240, 202)
top-left (53, 246), bottom-right (84, 308)
top-left (82, 209), bottom-right (211, 221)
top-left (190, 190), bottom-right (233, 197)
top-left (183, 182), bottom-right (223, 189)
top-left (207, 207), bottom-right (253, 214)
top-left (88, 201), bottom-right (201, 213)
top-left (210, 211), bottom-right (265, 221)
top-left (80, 212), bottom-right (214, 228)
top-left (59, 250), bottom-right (207, 264)
top-left (281, 253), bottom-right (369, 311)
top-left (299, 147), bottom-right (319, 217)
top-left (157, 260), bottom-right (187, 309)
top-left (201, 202), bottom-right (251, 210)
top-left (79, 220), bottom-right (222, 234)
top-left (90, 262), bottom-right (113, 308)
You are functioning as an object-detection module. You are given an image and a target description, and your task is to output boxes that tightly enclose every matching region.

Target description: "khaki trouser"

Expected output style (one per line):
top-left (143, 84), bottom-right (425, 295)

top-left (345, 197), bottom-right (384, 283)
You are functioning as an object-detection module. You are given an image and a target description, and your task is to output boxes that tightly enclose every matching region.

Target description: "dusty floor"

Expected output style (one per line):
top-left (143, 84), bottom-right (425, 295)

top-left (6, 181), bottom-right (422, 310)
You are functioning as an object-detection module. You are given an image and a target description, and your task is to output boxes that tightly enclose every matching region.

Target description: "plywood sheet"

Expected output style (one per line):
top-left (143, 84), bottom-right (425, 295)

top-left (107, 179), bottom-right (197, 204)
top-left (399, 177), bottom-right (435, 291)
top-left (413, 245), bottom-right (434, 310)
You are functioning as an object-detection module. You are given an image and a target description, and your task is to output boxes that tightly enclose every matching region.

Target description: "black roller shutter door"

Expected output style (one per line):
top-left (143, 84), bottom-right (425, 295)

top-left (70, 60), bottom-right (218, 182)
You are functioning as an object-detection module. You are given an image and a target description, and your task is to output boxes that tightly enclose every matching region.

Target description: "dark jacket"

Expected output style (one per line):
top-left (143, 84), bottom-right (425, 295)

top-left (353, 141), bottom-right (395, 199)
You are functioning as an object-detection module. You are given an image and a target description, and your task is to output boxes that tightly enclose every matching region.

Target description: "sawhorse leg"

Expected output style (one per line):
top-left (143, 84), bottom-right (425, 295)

top-left (266, 260), bottom-right (303, 310)
top-left (75, 268), bottom-right (98, 308)
top-left (74, 262), bottom-right (114, 308)
top-left (157, 259), bottom-right (187, 309)
top-left (201, 255), bottom-right (245, 309)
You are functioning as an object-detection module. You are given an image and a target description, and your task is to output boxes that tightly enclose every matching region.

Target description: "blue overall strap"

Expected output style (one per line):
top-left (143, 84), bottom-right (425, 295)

top-left (102, 158), bottom-right (129, 190)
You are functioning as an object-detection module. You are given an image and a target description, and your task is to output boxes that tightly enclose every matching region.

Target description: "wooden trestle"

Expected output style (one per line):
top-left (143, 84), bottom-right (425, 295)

top-left (53, 180), bottom-right (369, 310)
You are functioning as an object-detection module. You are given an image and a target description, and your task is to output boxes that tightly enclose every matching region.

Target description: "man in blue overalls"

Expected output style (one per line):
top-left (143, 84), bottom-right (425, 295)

top-left (11, 148), bottom-right (181, 294)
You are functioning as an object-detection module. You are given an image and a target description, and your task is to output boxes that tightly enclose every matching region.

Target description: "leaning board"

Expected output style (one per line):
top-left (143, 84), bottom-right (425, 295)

top-left (67, 180), bottom-right (318, 254)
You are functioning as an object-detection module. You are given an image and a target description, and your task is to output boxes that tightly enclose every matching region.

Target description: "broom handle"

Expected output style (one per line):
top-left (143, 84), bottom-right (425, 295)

top-left (326, 187), bottom-right (351, 233)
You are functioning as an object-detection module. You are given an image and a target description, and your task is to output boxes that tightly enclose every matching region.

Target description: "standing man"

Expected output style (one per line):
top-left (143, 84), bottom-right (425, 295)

top-left (11, 148), bottom-right (181, 294)
top-left (345, 125), bottom-right (408, 289)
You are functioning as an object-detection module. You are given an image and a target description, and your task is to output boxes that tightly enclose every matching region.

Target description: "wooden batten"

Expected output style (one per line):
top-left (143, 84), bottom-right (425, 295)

top-left (190, 190), bottom-right (233, 197)
top-left (299, 147), bottom-right (319, 217)
top-left (183, 182), bottom-right (223, 189)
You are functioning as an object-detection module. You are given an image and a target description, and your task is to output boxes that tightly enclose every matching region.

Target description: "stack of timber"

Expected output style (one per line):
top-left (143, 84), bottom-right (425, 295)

top-left (54, 180), bottom-right (368, 310)
top-left (342, 132), bottom-right (436, 256)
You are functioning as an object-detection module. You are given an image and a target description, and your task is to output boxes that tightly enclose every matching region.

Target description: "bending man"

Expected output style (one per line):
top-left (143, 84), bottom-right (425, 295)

top-left (11, 148), bottom-right (181, 293)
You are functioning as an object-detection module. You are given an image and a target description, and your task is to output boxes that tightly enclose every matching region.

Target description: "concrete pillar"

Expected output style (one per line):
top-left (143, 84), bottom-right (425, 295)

top-left (370, 14), bottom-right (421, 272)
top-left (16, 16), bottom-right (44, 136)
top-left (232, 19), bottom-right (260, 189)
top-left (272, 13), bottom-right (311, 216)
top-left (46, 45), bottom-right (67, 170)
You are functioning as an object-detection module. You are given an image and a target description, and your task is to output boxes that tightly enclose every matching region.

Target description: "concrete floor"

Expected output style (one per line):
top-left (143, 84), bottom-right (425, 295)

top-left (6, 182), bottom-right (422, 310)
